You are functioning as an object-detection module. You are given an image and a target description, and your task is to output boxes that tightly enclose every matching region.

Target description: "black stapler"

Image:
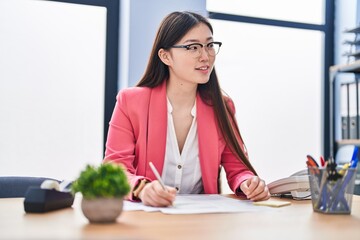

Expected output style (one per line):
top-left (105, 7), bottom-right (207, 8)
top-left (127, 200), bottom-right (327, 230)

top-left (24, 180), bottom-right (74, 213)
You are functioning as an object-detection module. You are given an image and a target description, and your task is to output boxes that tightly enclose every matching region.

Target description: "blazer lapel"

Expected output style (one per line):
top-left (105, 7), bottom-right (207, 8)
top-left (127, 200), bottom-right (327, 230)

top-left (196, 94), bottom-right (220, 193)
top-left (145, 82), bottom-right (168, 179)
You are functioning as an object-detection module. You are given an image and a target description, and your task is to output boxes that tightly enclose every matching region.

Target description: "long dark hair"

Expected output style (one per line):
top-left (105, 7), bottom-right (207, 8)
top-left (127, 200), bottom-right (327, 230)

top-left (136, 11), bottom-right (257, 175)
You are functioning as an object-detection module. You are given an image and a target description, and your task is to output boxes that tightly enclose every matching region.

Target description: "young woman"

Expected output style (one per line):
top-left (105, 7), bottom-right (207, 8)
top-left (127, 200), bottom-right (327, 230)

top-left (104, 11), bottom-right (270, 207)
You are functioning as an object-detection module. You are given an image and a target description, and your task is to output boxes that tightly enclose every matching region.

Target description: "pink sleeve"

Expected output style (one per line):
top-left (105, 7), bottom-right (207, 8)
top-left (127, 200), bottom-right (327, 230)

top-left (221, 145), bottom-right (254, 196)
top-left (222, 97), bottom-right (254, 196)
top-left (103, 90), bottom-right (150, 201)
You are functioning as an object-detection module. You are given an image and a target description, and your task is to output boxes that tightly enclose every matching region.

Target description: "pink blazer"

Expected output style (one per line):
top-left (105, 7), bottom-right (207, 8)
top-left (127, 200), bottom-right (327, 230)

top-left (104, 81), bottom-right (254, 200)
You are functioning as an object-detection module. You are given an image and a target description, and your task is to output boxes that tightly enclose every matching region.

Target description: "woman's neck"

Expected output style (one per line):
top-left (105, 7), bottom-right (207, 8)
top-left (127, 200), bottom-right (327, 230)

top-left (166, 79), bottom-right (197, 109)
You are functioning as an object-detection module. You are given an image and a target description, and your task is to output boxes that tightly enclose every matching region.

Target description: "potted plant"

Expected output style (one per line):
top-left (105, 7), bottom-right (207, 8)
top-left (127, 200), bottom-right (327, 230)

top-left (71, 163), bottom-right (130, 223)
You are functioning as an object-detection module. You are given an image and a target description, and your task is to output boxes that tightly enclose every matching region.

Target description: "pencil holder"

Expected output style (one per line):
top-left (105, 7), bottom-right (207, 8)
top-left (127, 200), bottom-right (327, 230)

top-left (308, 166), bottom-right (357, 214)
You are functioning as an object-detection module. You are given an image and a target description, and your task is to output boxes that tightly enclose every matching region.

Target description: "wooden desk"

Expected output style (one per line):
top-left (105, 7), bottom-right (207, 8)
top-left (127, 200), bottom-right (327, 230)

top-left (1, 195), bottom-right (359, 240)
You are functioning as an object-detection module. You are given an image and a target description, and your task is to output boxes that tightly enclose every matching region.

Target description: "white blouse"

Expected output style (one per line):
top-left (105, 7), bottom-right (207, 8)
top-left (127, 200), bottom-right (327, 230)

top-left (161, 98), bottom-right (204, 194)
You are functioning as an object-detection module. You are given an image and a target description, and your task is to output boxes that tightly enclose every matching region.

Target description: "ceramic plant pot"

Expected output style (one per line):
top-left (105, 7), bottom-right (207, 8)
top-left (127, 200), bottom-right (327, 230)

top-left (81, 197), bottom-right (124, 223)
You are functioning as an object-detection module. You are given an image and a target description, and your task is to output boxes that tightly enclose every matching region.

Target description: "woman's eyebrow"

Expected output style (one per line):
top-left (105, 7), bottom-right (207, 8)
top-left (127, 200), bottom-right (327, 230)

top-left (183, 37), bottom-right (214, 44)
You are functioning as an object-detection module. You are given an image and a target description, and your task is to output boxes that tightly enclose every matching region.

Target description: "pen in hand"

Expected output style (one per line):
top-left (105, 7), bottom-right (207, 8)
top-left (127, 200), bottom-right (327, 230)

top-left (148, 162), bottom-right (176, 207)
top-left (149, 162), bottom-right (167, 191)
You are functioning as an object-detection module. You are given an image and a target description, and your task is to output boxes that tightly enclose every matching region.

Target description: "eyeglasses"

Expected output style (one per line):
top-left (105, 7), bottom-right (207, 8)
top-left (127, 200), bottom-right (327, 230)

top-left (170, 41), bottom-right (222, 57)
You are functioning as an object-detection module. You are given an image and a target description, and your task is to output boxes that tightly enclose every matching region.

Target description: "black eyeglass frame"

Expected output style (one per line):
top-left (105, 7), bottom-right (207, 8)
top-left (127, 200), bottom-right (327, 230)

top-left (170, 41), bottom-right (222, 56)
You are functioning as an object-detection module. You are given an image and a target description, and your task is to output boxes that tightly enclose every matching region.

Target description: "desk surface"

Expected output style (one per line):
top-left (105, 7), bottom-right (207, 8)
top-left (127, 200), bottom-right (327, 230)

top-left (1, 195), bottom-right (360, 240)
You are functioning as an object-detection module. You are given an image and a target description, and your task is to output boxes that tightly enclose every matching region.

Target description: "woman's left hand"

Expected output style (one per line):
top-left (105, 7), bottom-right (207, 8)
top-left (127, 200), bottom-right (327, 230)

top-left (240, 176), bottom-right (270, 201)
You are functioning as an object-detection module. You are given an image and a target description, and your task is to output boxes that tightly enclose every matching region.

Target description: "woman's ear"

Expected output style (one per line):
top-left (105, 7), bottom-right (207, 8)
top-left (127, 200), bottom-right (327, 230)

top-left (158, 48), bottom-right (171, 66)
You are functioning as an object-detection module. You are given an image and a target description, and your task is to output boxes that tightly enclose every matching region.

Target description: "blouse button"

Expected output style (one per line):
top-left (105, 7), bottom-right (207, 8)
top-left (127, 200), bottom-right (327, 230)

top-left (177, 165), bottom-right (182, 169)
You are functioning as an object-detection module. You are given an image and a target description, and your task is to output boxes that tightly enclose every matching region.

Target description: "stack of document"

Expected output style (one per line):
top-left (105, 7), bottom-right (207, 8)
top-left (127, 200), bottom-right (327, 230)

top-left (124, 194), bottom-right (275, 214)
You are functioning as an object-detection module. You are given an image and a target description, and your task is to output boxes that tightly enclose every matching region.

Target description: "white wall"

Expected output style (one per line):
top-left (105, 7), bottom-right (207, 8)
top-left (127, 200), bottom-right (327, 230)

top-left (0, 0), bottom-right (106, 180)
top-left (212, 21), bottom-right (322, 186)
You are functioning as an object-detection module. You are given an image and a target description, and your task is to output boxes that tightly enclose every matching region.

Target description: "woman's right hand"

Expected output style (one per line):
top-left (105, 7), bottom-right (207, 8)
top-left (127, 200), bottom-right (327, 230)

top-left (138, 180), bottom-right (177, 207)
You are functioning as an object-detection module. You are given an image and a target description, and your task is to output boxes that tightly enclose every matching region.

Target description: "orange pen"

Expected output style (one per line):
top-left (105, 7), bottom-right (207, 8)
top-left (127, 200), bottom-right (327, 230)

top-left (306, 155), bottom-right (320, 174)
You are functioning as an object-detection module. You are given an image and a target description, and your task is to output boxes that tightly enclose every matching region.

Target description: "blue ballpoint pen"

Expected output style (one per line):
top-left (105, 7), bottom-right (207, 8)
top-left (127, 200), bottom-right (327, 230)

top-left (316, 170), bottom-right (328, 211)
top-left (330, 147), bottom-right (359, 211)
top-left (350, 146), bottom-right (359, 169)
top-left (329, 170), bottom-right (355, 212)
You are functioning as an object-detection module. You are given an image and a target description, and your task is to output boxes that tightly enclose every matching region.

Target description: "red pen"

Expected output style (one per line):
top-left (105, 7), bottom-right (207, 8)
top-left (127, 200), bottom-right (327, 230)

top-left (320, 156), bottom-right (325, 167)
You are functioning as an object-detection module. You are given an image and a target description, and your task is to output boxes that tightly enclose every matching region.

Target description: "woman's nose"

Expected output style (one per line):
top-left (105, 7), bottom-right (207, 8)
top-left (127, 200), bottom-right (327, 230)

top-left (198, 47), bottom-right (210, 61)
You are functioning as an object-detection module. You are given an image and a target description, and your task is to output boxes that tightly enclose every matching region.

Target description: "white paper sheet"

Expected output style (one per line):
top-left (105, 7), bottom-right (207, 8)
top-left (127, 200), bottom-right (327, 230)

top-left (123, 194), bottom-right (273, 214)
